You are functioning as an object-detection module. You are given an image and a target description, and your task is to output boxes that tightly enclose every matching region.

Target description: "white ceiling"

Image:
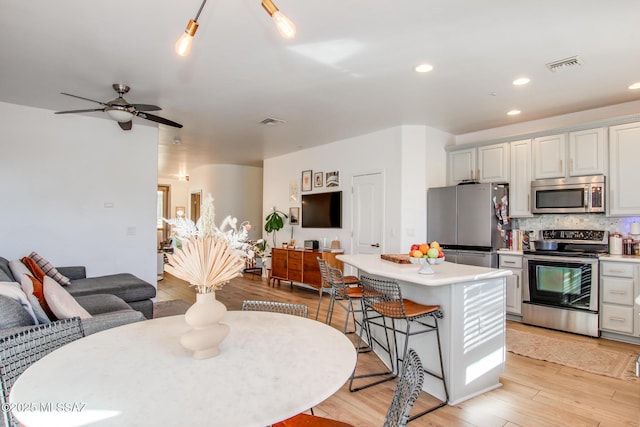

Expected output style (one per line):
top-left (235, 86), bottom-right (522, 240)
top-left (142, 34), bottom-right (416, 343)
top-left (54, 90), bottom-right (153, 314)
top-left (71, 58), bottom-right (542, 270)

top-left (2, 1), bottom-right (639, 179)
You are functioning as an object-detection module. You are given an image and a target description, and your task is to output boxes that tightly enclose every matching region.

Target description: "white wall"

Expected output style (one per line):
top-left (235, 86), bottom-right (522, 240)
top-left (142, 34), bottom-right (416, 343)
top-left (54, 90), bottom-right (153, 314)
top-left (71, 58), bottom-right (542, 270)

top-left (264, 125), bottom-right (452, 255)
top-left (400, 126), bottom-right (451, 249)
top-left (0, 102), bottom-right (158, 285)
top-left (189, 164), bottom-right (263, 241)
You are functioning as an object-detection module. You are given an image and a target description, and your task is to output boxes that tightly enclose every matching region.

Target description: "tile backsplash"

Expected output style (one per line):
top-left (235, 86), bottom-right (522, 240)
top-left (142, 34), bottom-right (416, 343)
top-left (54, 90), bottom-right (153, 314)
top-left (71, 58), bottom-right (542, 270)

top-left (513, 214), bottom-right (640, 239)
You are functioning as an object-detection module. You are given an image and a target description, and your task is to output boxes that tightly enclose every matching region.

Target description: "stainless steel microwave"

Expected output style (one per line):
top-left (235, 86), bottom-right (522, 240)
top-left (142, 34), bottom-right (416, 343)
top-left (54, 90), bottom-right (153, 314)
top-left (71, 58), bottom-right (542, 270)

top-left (531, 175), bottom-right (605, 214)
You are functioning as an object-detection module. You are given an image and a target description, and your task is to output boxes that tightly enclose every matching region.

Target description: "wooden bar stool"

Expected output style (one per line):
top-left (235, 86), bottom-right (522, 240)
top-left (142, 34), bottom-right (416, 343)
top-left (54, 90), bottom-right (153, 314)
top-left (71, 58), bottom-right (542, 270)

top-left (349, 273), bottom-right (448, 421)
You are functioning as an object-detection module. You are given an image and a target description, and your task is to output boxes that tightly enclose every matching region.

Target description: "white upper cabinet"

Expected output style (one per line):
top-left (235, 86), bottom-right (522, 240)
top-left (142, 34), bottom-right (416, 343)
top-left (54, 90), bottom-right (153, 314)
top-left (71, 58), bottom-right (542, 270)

top-left (448, 143), bottom-right (509, 184)
top-left (609, 122), bottom-right (640, 216)
top-left (509, 139), bottom-right (532, 217)
top-left (533, 129), bottom-right (607, 180)
top-left (448, 148), bottom-right (476, 184)
top-left (478, 143), bottom-right (510, 183)
top-left (568, 128), bottom-right (607, 176)
top-left (533, 134), bottom-right (566, 179)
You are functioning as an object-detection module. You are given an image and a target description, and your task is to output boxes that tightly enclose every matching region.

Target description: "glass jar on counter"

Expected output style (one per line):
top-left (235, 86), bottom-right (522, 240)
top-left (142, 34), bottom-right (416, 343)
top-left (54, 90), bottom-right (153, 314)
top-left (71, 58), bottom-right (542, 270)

top-left (623, 237), bottom-right (634, 255)
top-left (634, 241), bottom-right (640, 256)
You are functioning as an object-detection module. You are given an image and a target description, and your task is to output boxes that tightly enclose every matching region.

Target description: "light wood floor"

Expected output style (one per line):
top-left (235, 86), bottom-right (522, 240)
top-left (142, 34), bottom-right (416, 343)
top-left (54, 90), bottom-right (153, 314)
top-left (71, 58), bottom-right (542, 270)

top-left (157, 273), bottom-right (640, 427)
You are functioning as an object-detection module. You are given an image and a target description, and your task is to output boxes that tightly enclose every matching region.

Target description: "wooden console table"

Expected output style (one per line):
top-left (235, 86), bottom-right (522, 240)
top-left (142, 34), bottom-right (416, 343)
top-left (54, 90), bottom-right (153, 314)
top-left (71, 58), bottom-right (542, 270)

top-left (270, 248), bottom-right (344, 289)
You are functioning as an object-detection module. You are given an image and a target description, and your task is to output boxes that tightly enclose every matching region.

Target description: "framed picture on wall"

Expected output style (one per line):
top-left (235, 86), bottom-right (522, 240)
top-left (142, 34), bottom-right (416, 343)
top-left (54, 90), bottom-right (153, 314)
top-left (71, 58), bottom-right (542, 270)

top-left (301, 170), bottom-right (312, 191)
top-left (326, 171), bottom-right (340, 187)
top-left (289, 180), bottom-right (299, 202)
top-left (314, 171), bottom-right (323, 188)
top-left (289, 207), bottom-right (300, 225)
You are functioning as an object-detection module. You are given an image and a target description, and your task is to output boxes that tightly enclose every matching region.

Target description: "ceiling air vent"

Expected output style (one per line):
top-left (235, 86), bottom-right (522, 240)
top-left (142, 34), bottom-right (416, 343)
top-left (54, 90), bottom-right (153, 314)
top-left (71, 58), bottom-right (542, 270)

top-left (546, 55), bottom-right (583, 72)
top-left (259, 117), bottom-right (285, 125)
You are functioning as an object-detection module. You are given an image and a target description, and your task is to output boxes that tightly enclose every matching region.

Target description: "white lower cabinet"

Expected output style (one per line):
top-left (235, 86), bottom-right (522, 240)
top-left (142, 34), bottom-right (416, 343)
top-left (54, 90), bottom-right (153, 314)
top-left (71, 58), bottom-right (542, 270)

top-left (599, 261), bottom-right (639, 337)
top-left (499, 254), bottom-right (522, 316)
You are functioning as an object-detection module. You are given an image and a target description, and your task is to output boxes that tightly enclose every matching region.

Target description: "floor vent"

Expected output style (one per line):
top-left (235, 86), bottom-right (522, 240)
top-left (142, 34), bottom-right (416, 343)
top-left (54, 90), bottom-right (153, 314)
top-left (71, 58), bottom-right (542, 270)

top-left (546, 56), bottom-right (583, 72)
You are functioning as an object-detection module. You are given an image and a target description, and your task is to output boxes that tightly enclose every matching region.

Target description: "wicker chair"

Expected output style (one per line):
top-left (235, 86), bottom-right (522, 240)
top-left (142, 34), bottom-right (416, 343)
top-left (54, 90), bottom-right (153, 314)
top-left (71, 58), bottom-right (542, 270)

top-left (316, 258), bottom-right (360, 321)
top-left (0, 318), bottom-right (85, 427)
top-left (349, 273), bottom-right (448, 421)
top-left (241, 300), bottom-right (308, 318)
top-left (325, 265), bottom-right (365, 335)
top-left (274, 348), bottom-right (426, 427)
top-left (384, 348), bottom-right (425, 426)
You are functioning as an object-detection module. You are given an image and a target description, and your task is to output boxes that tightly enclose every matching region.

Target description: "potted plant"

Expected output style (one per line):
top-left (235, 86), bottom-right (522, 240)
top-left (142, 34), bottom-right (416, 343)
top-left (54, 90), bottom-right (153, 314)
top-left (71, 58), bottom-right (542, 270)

top-left (264, 207), bottom-right (288, 248)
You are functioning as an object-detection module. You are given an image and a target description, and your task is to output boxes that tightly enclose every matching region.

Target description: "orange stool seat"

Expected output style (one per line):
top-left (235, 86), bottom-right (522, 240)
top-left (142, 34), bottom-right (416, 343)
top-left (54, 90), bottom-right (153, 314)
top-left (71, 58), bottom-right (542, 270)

top-left (343, 275), bottom-right (360, 285)
top-left (273, 413), bottom-right (354, 427)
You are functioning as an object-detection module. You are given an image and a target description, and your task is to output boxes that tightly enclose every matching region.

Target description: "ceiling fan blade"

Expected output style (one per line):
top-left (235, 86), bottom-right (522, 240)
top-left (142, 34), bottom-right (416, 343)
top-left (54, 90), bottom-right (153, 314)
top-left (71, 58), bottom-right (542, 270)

top-left (119, 121), bottom-right (133, 131)
top-left (54, 108), bottom-right (105, 114)
top-left (61, 93), bottom-right (108, 106)
top-left (132, 104), bottom-right (162, 112)
top-left (137, 112), bottom-right (183, 128)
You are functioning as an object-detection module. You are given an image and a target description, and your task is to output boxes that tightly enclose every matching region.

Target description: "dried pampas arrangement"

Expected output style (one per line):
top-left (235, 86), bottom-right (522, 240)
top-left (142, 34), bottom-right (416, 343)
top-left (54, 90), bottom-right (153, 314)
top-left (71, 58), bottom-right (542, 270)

top-left (163, 194), bottom-right (252, 293)
top-left (165, 237), bottom-right (246, 293)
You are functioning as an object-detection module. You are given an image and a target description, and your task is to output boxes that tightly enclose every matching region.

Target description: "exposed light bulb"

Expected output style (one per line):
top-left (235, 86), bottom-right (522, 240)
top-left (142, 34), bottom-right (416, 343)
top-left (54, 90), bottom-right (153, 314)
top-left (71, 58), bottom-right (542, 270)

top-left (272, 11), bottom-right (296, 39)
top-left (175, 19), bottom-right (199, 57)
top-left (262, 0), bottom-right (296, 39)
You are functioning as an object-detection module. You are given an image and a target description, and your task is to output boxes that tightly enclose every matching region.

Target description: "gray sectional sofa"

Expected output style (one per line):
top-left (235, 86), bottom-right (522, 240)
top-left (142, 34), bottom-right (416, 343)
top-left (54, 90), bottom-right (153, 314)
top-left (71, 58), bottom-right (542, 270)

top-left (0, 256), bottom-right (156, 336)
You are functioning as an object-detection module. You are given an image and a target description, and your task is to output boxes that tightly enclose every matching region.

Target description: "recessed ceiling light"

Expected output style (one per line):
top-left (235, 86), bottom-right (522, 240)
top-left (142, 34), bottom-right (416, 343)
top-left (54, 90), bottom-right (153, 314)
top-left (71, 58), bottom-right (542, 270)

top-left (513, 77), bottom-right (530, 86)
top-left (507, 110), bottom-right (521, 116)
top-left (629, 82), bottom-right (640, 90)
top-left (172, 137), bottom-right (182, 145)
top-left (415, 63), bottom-right (433, 73)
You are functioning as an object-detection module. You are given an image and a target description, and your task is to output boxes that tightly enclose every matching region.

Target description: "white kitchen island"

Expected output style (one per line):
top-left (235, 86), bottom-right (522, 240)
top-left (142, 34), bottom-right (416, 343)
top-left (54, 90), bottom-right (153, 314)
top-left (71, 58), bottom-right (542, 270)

top-left (337, 254), bottom-right (512, 405)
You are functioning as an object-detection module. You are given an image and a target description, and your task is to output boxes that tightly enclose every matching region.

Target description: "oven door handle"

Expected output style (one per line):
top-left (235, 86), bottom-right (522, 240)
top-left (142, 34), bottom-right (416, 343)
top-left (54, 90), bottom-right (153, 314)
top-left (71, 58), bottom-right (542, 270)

top-left (524, 254), bottom-right (599, 265)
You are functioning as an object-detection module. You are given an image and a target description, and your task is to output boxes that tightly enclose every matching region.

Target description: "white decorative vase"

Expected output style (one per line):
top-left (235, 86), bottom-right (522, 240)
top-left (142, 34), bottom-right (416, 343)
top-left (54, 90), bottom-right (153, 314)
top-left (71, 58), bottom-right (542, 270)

top-left (181, 292), bottom-right (230, 359)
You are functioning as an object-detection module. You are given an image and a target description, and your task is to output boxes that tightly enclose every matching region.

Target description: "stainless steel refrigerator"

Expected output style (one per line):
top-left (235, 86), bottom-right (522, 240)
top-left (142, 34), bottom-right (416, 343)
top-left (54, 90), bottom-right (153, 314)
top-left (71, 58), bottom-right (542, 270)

top-left (427, 182), bottom-right (509, 268)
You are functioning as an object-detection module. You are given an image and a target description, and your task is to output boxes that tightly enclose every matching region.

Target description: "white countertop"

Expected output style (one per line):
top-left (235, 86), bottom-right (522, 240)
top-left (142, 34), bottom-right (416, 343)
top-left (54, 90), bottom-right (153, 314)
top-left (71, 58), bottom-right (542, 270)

top-left (337, 254), bottom-right (511, 286)
top-left (599, 254), bottom-right (640, 264)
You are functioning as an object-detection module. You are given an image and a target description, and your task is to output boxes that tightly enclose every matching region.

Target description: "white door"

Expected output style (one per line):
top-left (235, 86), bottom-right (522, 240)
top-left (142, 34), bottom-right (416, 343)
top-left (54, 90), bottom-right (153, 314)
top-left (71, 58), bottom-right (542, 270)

top-left (352, 173), bottom-right (383, 255)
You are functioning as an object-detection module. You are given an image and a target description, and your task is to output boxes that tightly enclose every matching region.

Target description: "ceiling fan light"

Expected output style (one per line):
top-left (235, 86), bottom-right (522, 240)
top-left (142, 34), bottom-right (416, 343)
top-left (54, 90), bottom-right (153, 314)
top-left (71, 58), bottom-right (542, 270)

top-left (176, 19), bottom-right (199, 56)
top-left (262, 0), bottom-right (296, 39)
top-left (106, 108), bottom-right (134, 123)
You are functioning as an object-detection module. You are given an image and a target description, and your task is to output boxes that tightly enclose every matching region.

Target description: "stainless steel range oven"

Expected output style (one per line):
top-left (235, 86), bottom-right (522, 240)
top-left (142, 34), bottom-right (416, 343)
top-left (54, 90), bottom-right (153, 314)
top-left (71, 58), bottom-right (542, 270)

top-left (522, 229), bottom-right (607, 337)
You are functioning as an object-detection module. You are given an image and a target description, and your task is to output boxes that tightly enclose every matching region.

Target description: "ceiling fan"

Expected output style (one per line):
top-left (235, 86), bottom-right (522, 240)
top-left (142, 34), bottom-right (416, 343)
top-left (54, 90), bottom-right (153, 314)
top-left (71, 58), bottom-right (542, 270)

top-left (54, 84), bottom-right (182, 130)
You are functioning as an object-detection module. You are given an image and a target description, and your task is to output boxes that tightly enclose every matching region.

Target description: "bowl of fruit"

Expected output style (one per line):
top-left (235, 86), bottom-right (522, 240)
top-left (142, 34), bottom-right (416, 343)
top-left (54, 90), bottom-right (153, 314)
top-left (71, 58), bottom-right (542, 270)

top-left (409, 242), bottom-right (445, 265)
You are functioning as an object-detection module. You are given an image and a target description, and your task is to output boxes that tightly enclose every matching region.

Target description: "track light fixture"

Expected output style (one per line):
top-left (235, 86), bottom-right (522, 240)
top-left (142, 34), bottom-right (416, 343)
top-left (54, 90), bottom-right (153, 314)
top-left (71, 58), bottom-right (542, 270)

top-left (261, 0), bottom-right (296, 39)
top-left (175, 0), bottom-right (208, 57)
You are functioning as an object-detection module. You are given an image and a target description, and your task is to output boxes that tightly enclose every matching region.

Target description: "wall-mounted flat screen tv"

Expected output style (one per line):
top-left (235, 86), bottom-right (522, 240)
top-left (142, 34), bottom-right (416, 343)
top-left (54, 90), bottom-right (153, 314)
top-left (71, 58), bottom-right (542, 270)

top-left (301, 191), bottom-right (342, 228)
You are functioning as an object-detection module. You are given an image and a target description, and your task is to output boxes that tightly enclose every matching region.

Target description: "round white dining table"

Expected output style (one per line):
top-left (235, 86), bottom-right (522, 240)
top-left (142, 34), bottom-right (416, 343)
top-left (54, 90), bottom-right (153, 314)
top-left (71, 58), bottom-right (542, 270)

top-left (10, 311), bottom-right (357, 427)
